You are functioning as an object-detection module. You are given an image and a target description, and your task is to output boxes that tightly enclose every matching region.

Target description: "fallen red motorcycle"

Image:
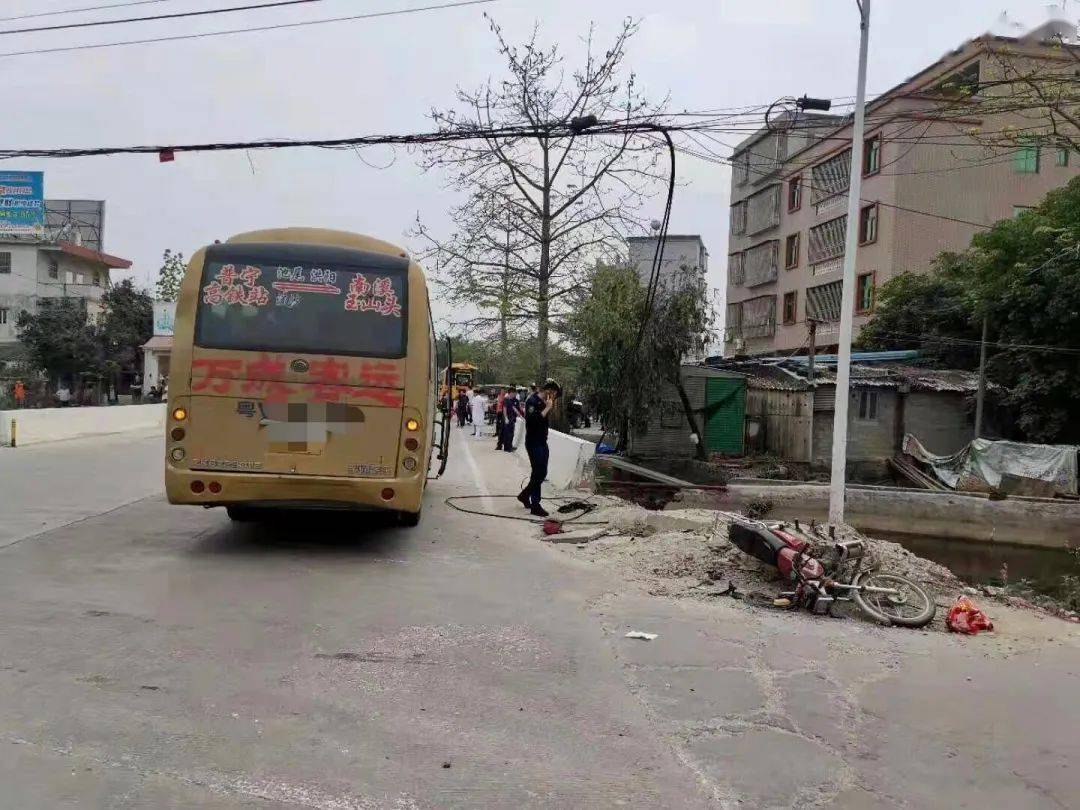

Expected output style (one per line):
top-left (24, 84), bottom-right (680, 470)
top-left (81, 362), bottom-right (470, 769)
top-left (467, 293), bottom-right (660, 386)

top-left (728, 518), bottom-right (937, 628)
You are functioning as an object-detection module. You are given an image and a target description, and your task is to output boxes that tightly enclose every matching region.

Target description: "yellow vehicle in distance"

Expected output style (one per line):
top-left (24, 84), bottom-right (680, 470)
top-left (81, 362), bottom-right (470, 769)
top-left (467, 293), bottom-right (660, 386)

top-left (439, 362), bottom-right (477, 400)
top-left (164, 228), bottom-right (448, 526)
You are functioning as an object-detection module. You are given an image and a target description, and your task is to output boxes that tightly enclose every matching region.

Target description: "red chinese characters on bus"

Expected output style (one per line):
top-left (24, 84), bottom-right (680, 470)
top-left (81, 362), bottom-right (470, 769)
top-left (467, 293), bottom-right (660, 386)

top-left (191, 358), bottom-right (243, 393)
top-left (344, 274), bottom-right (402, 317)
top-left (357, 360), bottom-right (401, 388)
top-left (309, 357), bottom-right (350, 385)
top-left (244, 354), bottom-right (287, 380)
top-left (202, 264), bottom-right (270, 307)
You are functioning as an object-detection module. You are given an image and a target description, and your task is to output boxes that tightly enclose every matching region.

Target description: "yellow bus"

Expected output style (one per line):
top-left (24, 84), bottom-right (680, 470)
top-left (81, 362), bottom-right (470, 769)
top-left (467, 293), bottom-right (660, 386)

top-left (438, 362), bottom-right (477, 400)
top-left (164, 228), bottom-right (448, 526)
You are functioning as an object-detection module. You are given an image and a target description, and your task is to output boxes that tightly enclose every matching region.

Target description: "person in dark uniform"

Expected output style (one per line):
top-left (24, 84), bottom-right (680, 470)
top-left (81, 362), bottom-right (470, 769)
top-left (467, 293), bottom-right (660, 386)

top-left (517, 379), bottom-right (559, 517)
top-left (502, 386), bottom-right (522, 452)
top-left (455, 390), bottom-right (468, 427)
top-left (494, 389), bottom-right (506, 450)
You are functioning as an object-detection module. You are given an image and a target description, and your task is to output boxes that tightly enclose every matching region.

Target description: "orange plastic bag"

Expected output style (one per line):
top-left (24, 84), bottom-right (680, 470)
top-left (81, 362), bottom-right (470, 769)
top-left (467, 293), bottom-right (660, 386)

top-left (946, 596), bottom-right (994, 635)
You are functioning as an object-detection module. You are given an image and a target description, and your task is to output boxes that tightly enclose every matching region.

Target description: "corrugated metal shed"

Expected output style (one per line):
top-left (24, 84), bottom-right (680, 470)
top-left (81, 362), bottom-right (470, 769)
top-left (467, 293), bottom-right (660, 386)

top-left (629, 365), bottom-right (747, 459)
top-left (713, 358), bottom-right (981, 394)
top-left (705, 376), bottom-right (745, 454)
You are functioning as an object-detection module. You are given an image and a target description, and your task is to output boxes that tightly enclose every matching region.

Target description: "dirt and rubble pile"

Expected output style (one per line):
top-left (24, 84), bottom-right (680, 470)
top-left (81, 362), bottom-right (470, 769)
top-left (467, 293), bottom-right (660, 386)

top-left (576, 502), bottom-right (964, 601)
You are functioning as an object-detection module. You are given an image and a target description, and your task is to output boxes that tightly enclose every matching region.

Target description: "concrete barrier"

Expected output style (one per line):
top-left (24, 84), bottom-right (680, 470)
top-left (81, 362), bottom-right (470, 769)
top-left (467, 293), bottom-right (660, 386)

top-left (0, 403), bottom-right (165, 447)
top-left (681, 480), bottom-right (1080, 550)
top-left (514, 427), bottom-right (594, 490)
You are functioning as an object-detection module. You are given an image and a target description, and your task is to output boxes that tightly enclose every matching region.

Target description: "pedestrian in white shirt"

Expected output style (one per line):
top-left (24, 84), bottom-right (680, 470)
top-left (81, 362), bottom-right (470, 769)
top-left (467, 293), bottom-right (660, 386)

top-left (471, 390), bottom-right (488, 437)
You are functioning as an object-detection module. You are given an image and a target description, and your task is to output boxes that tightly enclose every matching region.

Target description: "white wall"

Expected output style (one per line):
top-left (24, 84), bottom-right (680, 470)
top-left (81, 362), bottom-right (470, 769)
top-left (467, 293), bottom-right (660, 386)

top-left (629, 236), bottom-right (708, 290)
top-left (0, 245), bottom-right (40, 342)
top-left (514, 428), bottom-right (594, 490)
top-left (144, 347), bottom-right (161, 388)
top-left (1, 403), bottom-right (164, 446)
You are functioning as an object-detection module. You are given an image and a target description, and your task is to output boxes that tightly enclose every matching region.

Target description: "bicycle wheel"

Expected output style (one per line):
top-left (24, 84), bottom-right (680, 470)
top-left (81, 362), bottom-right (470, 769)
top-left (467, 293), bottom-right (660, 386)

top-left (852, 572), bottom-right (936, 628)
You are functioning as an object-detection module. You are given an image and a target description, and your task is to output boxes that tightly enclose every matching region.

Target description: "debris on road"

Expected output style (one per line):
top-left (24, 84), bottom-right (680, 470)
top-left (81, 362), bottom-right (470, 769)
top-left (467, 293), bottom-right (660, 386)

top-left (625, 631), bottom-right (658, 641)
top-left (946, 596), bottom-right (995, 634)
top-left (540, 526), bottom-right (607, 544)
top-left (560, 501), bottom-right (967, 629)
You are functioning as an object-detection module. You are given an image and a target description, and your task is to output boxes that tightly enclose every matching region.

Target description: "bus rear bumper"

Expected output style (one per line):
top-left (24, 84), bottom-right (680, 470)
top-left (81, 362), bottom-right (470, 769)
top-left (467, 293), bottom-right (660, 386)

top-left (165, 467), bottom-right (424, 513)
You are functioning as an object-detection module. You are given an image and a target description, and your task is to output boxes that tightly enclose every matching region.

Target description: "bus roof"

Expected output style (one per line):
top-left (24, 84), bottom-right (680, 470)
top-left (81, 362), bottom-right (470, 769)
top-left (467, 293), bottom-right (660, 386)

top-left (226, 228), bottom-right (408, 260)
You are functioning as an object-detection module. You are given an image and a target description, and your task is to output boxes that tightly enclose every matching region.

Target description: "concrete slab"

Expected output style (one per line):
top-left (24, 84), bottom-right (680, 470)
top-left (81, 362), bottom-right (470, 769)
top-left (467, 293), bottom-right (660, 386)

top-left (687, 727), bottom-right (848, 809)
top-left (630, 667), bottom-right (765, 724)
top-left (0, 431), bottom-right (163, 549)
top-left (613, 620), bottom-right (748, 668)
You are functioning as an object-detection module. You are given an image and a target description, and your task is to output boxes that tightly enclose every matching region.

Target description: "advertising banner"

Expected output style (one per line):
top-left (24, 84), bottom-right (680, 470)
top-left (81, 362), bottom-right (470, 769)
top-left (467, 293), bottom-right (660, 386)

top-left (153, 300), bottom-right (177, 336)
top-left (0, 171), bottom-right (44, 236)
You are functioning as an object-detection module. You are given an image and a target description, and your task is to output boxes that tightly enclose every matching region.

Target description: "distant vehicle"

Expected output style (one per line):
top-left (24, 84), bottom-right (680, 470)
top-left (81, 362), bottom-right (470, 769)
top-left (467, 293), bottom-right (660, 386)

top-left (164, 227), bottom-right (449, 527)
top-left (439, 362), bottom-right (477, 400)
top-left (567, 398), bottom-right (591, 429)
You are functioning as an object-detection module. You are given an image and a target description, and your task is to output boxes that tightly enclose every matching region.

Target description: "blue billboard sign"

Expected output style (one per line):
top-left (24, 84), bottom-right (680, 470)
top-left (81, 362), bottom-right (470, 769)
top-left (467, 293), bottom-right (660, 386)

top-left (0, 171), bottom-right (44, 236)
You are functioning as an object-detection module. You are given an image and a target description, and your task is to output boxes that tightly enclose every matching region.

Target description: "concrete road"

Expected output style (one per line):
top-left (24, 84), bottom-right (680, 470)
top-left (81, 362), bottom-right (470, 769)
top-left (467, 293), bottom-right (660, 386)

top-left (2, 428), bottom-right (1080, 808)
top-left (0, 431), bottom-right (163, 550)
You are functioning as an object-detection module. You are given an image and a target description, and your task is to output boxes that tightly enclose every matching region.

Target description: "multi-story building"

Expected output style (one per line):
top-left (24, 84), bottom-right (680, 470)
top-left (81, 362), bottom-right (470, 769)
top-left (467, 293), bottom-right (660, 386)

top-left (724, 27), bottom-right (1080, 356)
top-left (0, 199), bottom-right (131, 348)
top-left (629, 233), bottom-right (710, 360)
top-left (628, 233), bottom-right (708, 292)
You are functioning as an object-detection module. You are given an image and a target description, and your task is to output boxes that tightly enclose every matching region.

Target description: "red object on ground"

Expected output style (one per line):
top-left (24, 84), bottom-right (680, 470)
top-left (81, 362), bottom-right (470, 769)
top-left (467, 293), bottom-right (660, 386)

top-left (542, 520), bottom-right (563, 535)
top-left (946, 596), bottom-right (994, 634)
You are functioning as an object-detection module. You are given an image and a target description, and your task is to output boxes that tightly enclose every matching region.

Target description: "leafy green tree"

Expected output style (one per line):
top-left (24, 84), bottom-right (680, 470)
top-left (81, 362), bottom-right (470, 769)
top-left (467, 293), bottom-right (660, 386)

top-left (570, 263), bottom-right (712, 456)
top-left (857, 252), bottom-right (981, 369)
top-left (16, 299), bottom-right (102, 385)
top-left (859, 176), bottom-right (1080, 443)
top-left (99, 278), bottom-right (153, 371)
top-left (443, 335), bottom-right (580, 391)
top-left (156, 249), bottom-right (185, 301)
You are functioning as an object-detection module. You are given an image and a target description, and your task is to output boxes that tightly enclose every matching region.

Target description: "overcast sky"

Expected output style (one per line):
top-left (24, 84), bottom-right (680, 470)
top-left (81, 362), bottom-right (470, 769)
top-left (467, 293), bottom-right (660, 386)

top-left (4, 0), bottom-right (1068, 328)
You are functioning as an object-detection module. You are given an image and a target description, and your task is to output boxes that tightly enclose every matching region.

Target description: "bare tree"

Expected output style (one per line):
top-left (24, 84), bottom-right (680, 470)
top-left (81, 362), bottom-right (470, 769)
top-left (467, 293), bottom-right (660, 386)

top-left (414, 187), bottom-right (536, 352)
top-left (416, 15), bottom-right (666, 379)
top-left (912, 29), bottom-right (1080, 156)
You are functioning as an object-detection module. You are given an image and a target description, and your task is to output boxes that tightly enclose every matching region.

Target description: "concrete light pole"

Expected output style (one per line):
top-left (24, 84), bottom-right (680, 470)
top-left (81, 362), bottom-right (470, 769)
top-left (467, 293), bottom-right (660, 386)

top-left (828, 0), bottom-right (872, 525)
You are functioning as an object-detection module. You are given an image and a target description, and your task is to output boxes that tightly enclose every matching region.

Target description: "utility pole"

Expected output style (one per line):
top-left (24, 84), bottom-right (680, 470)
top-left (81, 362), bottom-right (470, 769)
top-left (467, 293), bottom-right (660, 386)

top-left (807, 319), bottom-right (817, 385)
top-left (974, 313), bottom-right (988, 437)
top-left (828, 0), bottom-right (872, 526)
top-left (500, 209), bottom-right (511, 353)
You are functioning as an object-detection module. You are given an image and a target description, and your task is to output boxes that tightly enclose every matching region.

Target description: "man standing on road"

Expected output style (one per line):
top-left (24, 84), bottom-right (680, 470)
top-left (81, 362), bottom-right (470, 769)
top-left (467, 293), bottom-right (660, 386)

top-left (455, 390), bottom-right (468, 428)
top-left (494, 388), bottom-right (506, 450)
top-left (517, 380), bottom-right (559, 517)
top-left (502, 386), bottom-right (522, 452)
top-left (13, 379), bottom-right (25, 409)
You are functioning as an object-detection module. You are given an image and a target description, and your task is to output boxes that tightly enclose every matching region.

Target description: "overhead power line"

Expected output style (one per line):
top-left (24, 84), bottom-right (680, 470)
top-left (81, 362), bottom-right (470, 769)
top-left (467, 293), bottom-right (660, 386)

top-left (0, 0), bottom-right (168, 22)
top-left (0, 0), bottom-right (499, 58)
top-left (0, 117), bottom-right (683, 159)
top-left (0, 0), bottom-right (330, 36)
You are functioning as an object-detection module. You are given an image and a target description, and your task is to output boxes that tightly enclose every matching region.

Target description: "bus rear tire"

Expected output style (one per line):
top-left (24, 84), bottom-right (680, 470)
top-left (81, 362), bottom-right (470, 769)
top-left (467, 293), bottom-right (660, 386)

top-left (226, 506), bottom-right (258, 522)
top-left (397, 509), bottom-right (421, 527)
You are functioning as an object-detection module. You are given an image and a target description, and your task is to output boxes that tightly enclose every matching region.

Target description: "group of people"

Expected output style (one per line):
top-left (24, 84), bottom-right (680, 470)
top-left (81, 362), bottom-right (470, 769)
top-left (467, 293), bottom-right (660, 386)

top-left (453, 385), bottom-right (523, 451)
top-left (7, 379), bottom-right (68, 408)
top-left (449, 379), bottom-right (560, 518)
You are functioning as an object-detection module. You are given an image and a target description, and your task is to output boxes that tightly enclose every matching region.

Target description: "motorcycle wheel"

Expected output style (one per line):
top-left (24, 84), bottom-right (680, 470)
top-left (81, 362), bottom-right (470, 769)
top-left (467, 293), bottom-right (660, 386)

top-left (852, 572), bottom-right (936, 628)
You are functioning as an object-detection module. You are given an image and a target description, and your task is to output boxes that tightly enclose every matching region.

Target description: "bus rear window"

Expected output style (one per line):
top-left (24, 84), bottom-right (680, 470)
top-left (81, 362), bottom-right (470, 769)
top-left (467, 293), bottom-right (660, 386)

top-left (194, 259), bottom-right (407, 357)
